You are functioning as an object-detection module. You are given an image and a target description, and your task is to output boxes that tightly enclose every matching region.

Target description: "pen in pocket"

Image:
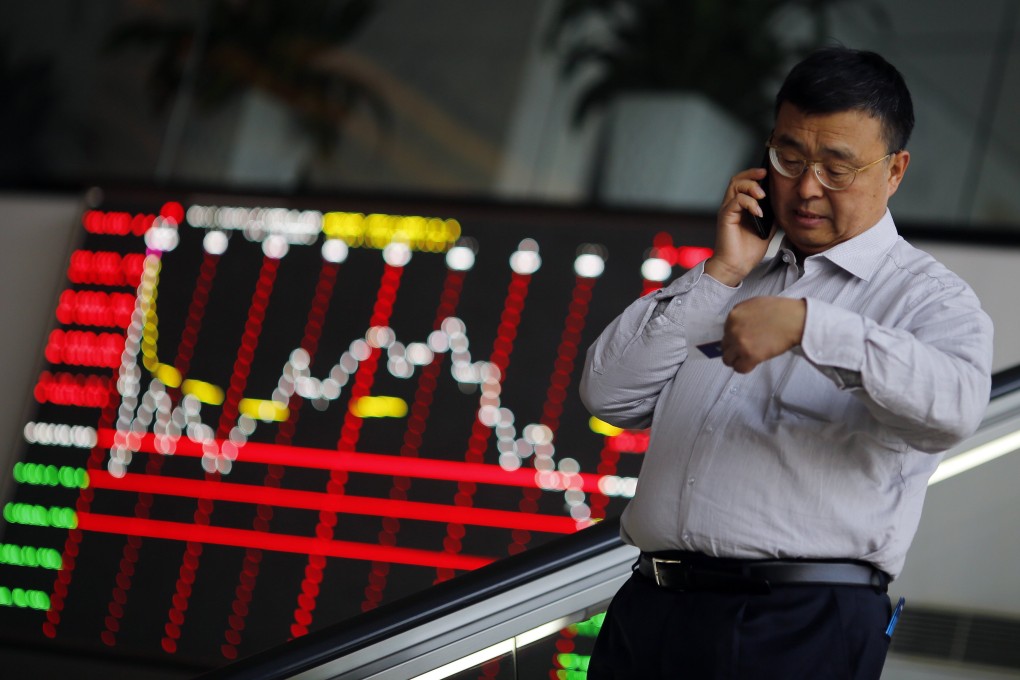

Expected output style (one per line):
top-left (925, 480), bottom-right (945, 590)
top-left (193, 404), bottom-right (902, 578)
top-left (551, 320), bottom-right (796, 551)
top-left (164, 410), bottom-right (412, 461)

top-left (885, 597), bottom-right (905, 638)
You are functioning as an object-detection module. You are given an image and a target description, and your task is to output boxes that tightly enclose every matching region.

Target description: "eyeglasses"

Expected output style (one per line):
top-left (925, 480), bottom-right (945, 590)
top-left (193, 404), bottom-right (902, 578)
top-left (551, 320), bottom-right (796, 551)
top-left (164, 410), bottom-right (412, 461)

top-left (767, 144), bottom-right (894, 191)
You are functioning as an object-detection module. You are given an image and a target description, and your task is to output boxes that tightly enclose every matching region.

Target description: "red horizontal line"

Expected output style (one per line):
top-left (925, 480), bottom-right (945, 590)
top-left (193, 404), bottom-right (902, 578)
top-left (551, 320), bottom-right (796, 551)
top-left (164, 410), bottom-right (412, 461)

top-left (96, 430), bottom-right (601, 493)
top-left (88, 470), bottom-right (578, 534)
top-left (76, 512), bottom-right (493, 571)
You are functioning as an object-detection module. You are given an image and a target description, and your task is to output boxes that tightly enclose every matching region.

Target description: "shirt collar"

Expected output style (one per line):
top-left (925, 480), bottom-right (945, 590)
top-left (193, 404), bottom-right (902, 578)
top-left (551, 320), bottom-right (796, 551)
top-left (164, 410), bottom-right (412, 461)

top-left (776, 210), bottom-right (899, 281)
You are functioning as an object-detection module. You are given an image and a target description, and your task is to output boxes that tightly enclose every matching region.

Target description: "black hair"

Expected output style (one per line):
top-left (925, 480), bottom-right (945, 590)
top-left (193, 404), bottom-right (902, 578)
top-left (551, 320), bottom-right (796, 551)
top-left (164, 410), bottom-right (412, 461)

top-left (775, 47), bottom-right (914, 152)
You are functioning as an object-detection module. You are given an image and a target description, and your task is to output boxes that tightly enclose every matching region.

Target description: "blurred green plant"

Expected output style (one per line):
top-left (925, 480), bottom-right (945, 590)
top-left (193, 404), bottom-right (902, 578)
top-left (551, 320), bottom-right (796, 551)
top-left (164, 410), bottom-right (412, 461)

top-left (546, 0), bottom-right (861, 141)
top-left (106, 0), bottom-right (388, 158)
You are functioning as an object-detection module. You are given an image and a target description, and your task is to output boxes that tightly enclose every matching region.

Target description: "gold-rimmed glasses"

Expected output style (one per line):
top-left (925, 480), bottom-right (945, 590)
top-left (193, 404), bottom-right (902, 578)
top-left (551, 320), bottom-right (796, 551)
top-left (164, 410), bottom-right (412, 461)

top-left (767, 144), bottom-right (894, 190)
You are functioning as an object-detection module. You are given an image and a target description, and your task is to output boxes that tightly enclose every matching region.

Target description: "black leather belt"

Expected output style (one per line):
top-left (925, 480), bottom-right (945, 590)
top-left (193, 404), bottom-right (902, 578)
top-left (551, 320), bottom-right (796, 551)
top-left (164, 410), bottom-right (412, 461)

top-left (637, 552), bottom-right (889, 594)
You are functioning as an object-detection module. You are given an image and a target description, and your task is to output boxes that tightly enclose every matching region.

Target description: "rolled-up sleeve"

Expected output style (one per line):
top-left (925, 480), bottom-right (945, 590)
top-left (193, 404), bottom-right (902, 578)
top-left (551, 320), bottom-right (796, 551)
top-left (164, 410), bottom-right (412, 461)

top-left (580, 263), bottom-right (739, 429)
top-left (800, 280), bottom-right (993, 452)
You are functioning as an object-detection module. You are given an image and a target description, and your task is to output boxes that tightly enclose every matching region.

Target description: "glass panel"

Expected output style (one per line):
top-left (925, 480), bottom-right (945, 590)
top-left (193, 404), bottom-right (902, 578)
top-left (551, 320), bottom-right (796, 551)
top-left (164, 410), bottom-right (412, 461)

top-left (516, 612), bottom-right (605, 680)
top-left (437, 651), bottom-right (517, 680)
top-left (2, 1), bottom-right (1020, 228)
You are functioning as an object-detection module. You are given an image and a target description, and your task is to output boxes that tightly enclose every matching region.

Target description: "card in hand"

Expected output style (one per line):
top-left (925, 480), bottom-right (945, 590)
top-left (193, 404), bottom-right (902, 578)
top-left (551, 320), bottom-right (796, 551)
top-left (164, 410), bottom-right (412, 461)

top-left (695, 341), bottom-right (724, 358)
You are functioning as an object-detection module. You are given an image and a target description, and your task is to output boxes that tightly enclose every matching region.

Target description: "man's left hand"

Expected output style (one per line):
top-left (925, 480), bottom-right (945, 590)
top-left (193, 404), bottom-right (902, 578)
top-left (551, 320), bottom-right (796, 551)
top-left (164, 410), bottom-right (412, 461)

top-left (721, 297), bottom-right (806, 373)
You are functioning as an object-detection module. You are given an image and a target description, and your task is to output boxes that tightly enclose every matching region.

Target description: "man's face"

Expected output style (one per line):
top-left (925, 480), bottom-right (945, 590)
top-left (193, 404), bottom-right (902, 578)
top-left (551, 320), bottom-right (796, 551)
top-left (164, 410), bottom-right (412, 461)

top-left (769, 103), bottom-right (910, 256)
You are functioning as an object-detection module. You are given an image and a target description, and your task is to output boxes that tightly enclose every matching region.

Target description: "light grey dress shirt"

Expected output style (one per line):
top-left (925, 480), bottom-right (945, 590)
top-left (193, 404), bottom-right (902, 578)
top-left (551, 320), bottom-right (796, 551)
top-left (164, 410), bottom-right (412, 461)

top-left (580, 211), bottom-right (993, 578)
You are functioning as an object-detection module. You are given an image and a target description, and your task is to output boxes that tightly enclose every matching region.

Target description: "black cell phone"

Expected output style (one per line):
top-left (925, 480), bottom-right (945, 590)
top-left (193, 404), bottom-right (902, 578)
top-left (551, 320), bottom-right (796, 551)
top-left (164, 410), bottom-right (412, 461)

top-left (749, 150), bottom-right (774, 239)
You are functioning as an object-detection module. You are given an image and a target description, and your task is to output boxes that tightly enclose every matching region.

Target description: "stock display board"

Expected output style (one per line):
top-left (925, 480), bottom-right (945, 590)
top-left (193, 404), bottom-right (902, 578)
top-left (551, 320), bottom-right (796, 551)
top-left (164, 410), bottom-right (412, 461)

top-left (0, 191), bottom-right (714, 671)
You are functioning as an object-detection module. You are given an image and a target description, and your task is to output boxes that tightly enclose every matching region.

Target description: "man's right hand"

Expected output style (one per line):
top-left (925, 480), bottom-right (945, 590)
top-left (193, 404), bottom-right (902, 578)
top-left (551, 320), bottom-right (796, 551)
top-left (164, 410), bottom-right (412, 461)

top-left (704, 167), bottom-right (776, 287)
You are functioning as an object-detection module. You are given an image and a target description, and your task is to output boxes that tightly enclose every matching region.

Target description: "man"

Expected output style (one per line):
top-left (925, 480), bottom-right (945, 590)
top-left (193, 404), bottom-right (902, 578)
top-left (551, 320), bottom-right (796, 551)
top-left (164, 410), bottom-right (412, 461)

top-left (580, 47), bottom-right (993, 679)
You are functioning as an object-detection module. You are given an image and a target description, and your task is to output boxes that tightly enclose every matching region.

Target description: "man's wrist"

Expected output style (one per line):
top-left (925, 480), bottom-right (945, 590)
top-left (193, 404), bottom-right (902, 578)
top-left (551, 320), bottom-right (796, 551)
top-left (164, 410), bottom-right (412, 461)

top-left (704, 257), bottom-right (747, 287)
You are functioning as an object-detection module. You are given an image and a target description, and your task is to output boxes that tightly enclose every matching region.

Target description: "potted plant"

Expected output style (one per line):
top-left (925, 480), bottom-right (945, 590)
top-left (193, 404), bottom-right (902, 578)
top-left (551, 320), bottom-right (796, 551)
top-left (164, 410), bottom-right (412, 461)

top-left (106, 0), bottom-right (389, 183)
top-left (545, 0), bottom-right (857, 206)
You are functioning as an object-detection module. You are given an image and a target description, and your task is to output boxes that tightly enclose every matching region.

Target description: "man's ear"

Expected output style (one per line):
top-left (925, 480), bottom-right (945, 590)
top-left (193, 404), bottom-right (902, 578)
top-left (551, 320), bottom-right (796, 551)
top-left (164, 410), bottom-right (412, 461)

top-left (886, 150), bottom-right (910, 198)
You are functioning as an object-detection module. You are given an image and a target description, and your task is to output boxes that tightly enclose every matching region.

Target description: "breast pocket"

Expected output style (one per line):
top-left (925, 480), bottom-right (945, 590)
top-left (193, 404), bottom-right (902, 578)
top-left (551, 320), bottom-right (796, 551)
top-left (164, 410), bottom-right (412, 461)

top-left (772, 356), bottom-right (848, 420)
top-left (772, 356), bottom-right (906, 451)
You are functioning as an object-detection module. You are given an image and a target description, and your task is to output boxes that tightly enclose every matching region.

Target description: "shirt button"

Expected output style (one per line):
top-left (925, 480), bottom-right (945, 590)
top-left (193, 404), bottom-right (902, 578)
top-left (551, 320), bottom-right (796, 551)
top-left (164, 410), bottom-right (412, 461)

top-left (705, 426), bottom-right (714, 433)
top-left (687, 477), bottom-right (695, 486)
top-left (682, 532), bottom-right (691, 542)
top-left (729, 386), bottom-right (738, 394)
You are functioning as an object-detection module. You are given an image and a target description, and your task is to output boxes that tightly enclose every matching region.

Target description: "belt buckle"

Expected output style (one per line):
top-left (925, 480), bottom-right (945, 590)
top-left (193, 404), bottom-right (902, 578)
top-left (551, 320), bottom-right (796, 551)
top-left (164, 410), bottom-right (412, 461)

top-left (651, 557), bottom-right (684, 587)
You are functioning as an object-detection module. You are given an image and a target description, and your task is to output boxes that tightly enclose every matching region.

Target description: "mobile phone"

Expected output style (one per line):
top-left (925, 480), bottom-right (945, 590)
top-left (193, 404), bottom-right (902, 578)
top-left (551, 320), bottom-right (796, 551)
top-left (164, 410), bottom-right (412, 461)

top-left (749, 150), bottom-right (774, 240)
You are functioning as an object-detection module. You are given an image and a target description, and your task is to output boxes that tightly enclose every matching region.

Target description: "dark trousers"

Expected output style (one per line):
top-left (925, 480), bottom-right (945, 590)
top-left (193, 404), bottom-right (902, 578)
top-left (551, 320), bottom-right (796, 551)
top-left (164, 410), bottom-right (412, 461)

top-left (588, 572), bottom-right (892, 679)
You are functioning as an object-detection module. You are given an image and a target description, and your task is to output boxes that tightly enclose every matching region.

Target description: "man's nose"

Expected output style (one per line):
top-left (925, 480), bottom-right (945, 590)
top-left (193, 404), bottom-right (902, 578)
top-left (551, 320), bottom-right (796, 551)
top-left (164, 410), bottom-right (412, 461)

top-left (797, 164), bottom-right (827, 198)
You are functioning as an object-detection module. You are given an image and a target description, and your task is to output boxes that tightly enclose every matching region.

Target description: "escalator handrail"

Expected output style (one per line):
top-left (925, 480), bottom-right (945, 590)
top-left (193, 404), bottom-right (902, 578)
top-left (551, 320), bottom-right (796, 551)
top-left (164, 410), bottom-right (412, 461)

top-left (991, 363), bottom-right (1020, 400)
top-left (197, 516), bottom-right (625, 679)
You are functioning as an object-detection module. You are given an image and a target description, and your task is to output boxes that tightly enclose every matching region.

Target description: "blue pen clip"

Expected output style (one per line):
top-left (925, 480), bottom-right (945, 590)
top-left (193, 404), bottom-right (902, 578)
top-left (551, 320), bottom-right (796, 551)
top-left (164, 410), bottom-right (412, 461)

top-left (885, 596), bottom-right (905, 638)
